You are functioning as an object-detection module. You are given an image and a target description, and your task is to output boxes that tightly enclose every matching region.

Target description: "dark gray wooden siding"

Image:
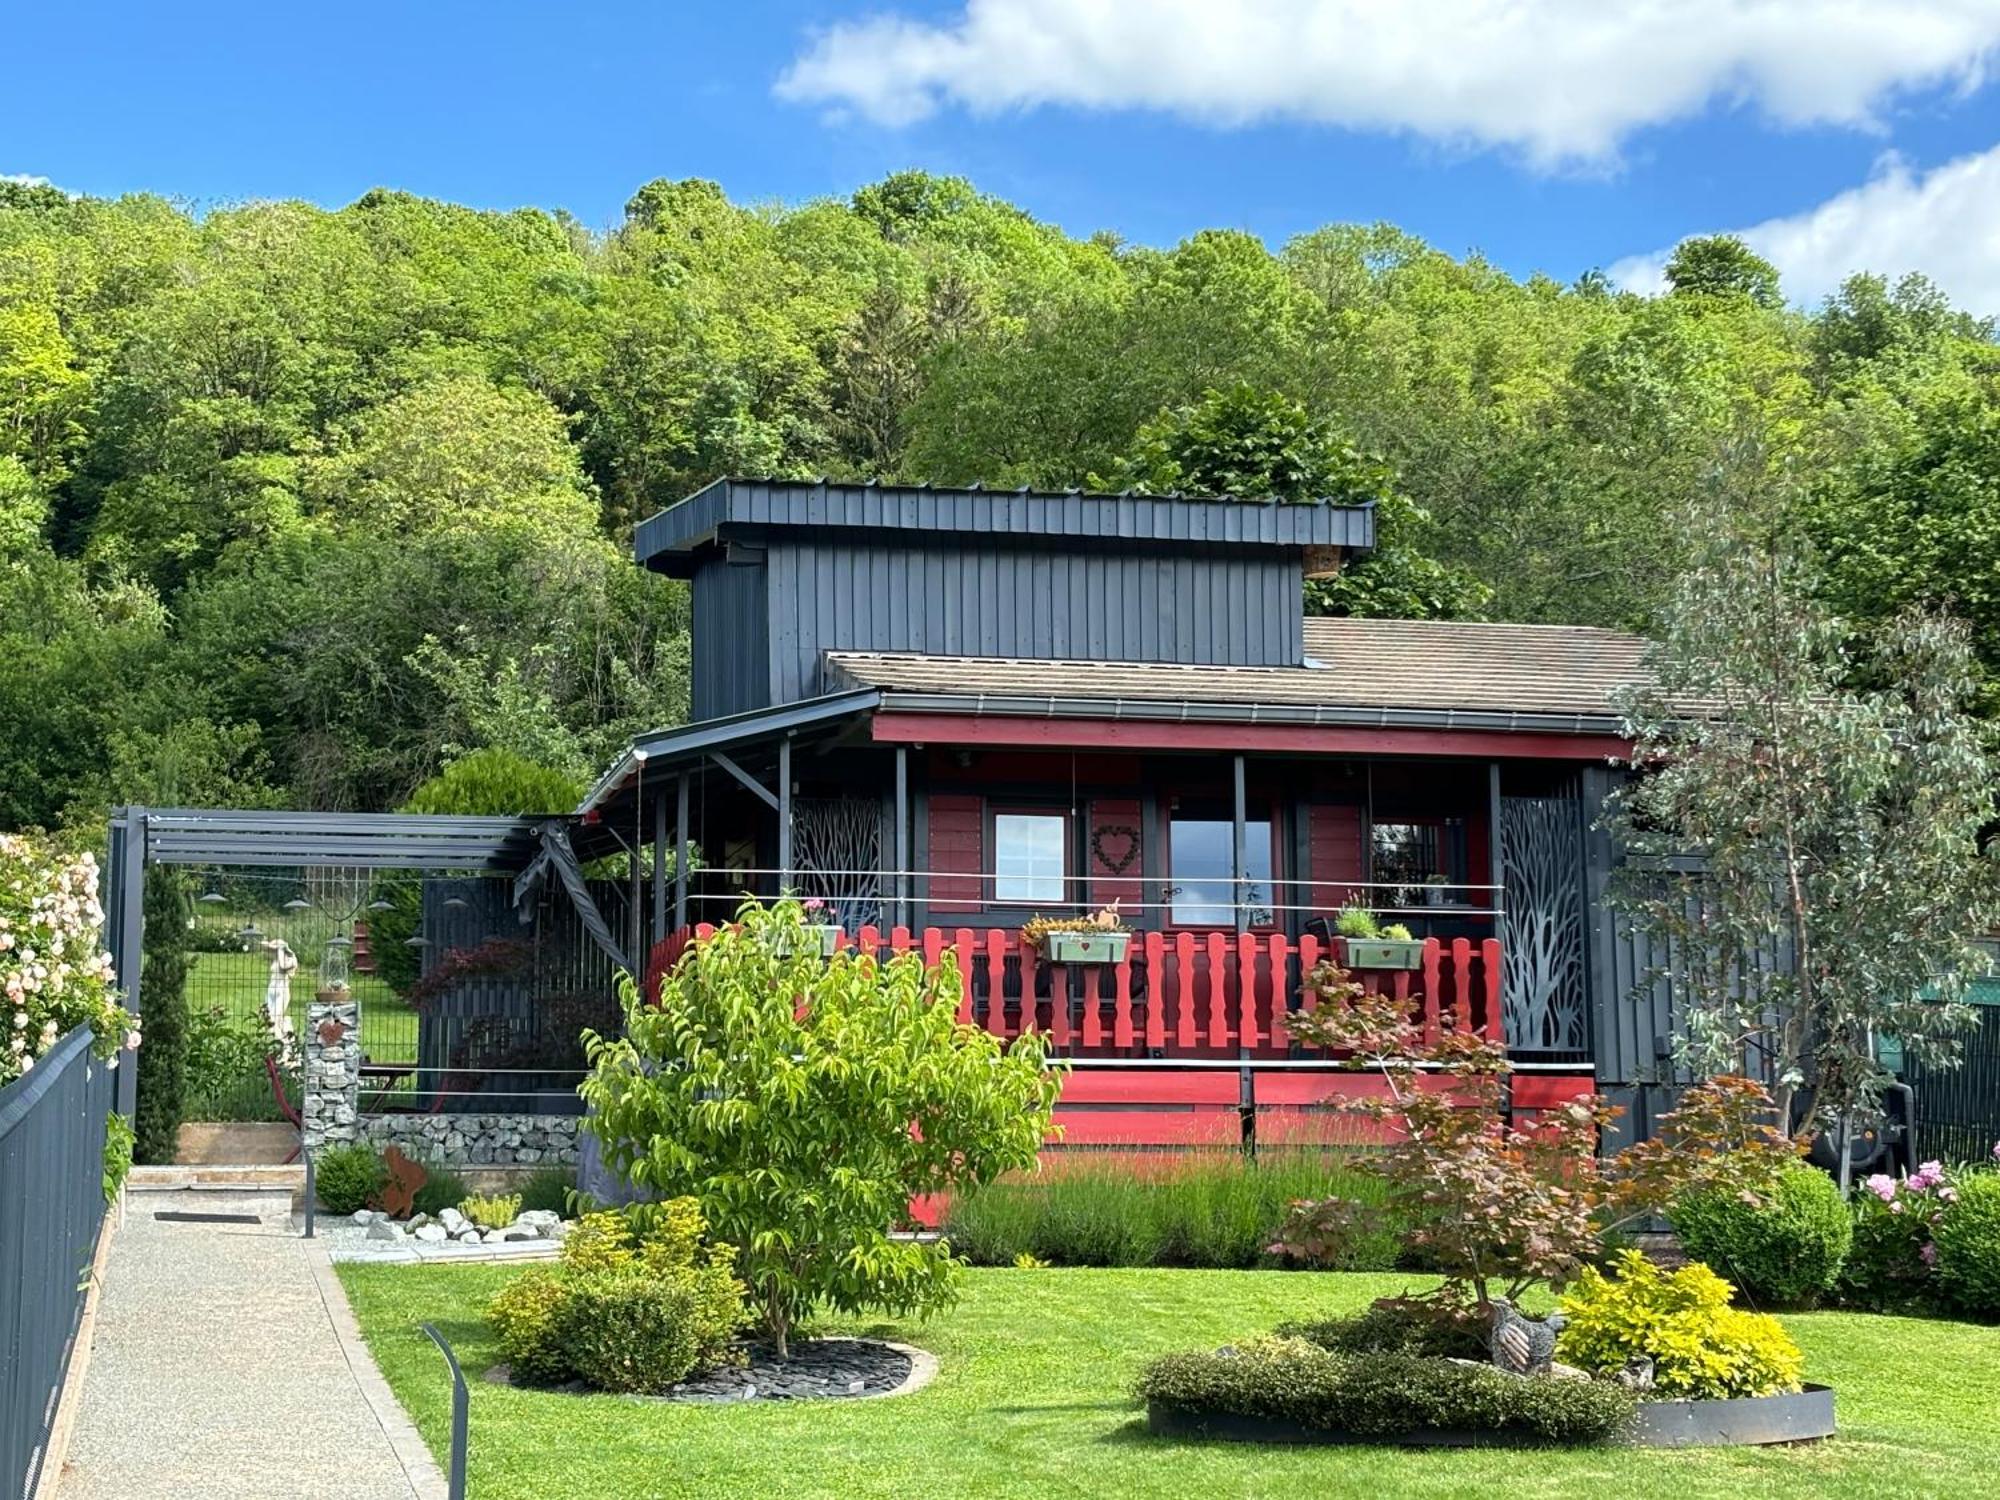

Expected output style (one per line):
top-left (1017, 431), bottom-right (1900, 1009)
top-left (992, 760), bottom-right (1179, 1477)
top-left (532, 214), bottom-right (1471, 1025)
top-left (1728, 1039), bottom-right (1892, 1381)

top-left (690, 552), bottom-right (770, 720)
top-left (762, 538), bottom-right (1304, 707)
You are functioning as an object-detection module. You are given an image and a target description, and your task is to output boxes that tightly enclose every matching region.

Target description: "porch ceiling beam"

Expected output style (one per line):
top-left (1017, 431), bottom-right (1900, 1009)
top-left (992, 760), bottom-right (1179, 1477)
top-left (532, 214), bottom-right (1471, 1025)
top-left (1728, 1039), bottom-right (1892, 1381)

top-left (708, 750), bottom-right (780, 811)
top-left (867, 712), bottom-right (1631, 763)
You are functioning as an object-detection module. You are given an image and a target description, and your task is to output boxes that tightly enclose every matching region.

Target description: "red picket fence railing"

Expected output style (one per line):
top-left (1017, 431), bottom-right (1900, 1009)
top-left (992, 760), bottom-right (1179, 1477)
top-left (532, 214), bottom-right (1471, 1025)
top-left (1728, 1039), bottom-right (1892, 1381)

top-left (649, 925), bottom-right (1502, 1059)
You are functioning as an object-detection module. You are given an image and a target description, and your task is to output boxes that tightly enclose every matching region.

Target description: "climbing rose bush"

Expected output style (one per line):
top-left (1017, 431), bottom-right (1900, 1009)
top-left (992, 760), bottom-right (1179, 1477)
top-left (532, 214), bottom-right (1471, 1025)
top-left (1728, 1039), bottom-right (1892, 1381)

top-left (1, 834), bottom-right (134, 1086)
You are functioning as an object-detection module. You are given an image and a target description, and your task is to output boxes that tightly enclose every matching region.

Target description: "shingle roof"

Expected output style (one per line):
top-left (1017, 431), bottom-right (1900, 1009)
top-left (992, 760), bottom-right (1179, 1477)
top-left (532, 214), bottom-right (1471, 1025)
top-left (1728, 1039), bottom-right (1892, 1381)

top-left (824, 618), bottom-right (1651, 727)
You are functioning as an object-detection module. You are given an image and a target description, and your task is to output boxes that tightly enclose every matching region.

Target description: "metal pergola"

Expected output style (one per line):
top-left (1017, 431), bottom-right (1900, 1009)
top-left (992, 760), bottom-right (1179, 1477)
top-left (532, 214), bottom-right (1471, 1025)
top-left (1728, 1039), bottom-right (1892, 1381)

top-left (103, 807), bottom-right (555, 1114)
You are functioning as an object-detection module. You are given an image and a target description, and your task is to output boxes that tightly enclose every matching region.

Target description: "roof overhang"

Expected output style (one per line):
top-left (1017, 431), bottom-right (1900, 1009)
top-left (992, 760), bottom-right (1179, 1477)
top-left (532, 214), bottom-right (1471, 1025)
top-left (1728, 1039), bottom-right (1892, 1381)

top-left (865, 693), bottom-right (1631, 761)
top-left (634, 478), bottom-right (1375, 577)
top-left (577, 689), bottom-right (884, 819)
top-left (135, 809), bottom-right (547, 869)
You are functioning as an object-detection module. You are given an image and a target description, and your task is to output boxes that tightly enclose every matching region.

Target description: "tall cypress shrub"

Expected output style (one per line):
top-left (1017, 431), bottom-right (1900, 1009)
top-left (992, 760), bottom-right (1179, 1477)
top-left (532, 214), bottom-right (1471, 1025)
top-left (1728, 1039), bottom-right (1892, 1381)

top-left (133, 868), bottom-right (191, 1164)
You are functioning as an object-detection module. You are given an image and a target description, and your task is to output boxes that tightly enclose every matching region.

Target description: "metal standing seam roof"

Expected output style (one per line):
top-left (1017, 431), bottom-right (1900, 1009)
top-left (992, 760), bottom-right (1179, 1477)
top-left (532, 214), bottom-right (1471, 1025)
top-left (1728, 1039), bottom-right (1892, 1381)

top-left (823, 618), bottom-right (1653, 726)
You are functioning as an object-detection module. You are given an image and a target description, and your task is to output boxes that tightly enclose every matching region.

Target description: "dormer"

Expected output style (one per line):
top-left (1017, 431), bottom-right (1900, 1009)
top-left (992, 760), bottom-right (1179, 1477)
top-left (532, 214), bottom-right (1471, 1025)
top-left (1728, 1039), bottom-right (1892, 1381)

top-left (635, 479), bottom-right (1376, 721)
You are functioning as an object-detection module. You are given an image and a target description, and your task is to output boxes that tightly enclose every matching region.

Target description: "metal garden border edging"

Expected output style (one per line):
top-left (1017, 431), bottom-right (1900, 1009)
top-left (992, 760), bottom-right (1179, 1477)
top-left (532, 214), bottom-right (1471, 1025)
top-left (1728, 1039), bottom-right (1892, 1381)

top-left (1146, 1383), bottom-right (1836, 1449)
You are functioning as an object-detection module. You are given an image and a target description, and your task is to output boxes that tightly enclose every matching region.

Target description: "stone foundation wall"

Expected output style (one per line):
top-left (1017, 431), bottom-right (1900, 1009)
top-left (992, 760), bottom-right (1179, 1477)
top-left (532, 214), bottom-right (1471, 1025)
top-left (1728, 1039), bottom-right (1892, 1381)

top-left (361, 1112), bottom-right (581, 1168)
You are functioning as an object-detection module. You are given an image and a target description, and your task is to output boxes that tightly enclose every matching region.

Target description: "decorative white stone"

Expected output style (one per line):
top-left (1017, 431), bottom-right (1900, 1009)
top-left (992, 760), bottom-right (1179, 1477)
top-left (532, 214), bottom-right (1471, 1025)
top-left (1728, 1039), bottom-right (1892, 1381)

top-left (366, 1219), bottom-right (405, 1242)
top-left (414, 1224), bottom-right (449, 1243)
top-left (438, 1208), bottom-right (467, 1234)
top-left (350, 1208), bottom-right (375, 1226)
top-left (455, 1227), bottom-right (481, 1243)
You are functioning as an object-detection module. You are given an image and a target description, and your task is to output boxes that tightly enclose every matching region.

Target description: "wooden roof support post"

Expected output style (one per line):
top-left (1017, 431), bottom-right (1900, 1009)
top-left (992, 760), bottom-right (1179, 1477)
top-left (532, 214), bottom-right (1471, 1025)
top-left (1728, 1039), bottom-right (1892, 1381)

top-left (777, 735), bottom-right (793, 894)
top-left (673, 773), bottom-right (689, 931)
top-left (651, 786), bottom-right (668, 946)
top-left (894, 746), bottom-right (910, 929)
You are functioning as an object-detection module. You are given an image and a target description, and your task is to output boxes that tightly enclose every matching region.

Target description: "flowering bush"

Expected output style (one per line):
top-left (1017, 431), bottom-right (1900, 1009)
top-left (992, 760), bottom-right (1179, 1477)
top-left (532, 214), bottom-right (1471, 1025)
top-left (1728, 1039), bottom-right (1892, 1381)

top-left (1271, 963), bottom-right (1799, 1310)
top-left (1, 835), bottom-right (134, 1086)
top-left (1836, 1159), bottom-right (1959, 1311)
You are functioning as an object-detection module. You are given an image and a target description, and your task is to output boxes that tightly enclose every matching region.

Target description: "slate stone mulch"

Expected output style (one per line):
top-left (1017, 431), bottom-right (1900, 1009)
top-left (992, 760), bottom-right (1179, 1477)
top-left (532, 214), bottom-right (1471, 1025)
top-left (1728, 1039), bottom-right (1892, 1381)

top-left (487, 1336), bottom-right (931, 1403)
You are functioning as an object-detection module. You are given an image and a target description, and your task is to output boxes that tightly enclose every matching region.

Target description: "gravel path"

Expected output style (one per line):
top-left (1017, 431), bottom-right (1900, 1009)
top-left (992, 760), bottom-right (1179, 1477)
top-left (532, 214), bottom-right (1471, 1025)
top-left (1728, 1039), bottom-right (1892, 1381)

top-left (57, 1188), bottom-right (444, 1500)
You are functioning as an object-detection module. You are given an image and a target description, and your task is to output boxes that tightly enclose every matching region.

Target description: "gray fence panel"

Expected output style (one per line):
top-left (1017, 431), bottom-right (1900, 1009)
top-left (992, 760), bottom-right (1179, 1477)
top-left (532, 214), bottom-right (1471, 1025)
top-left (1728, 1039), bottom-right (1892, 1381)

top-left (0, 1026), bottom-right (116, 1500)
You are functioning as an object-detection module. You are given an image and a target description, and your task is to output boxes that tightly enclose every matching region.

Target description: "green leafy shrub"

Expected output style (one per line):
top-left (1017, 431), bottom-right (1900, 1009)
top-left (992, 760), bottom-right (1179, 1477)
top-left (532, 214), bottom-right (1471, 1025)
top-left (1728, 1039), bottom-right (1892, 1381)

top-left (552, 1263), bottom-right (744, 1394)
top-left (314, 1143), bottom-right (386, 1215)
top-left (1281, 1299), bottom-right (1488, 1361)
top-left (488, 1268), bottom-right (570, 1386)
top-left (484, 1197), bottom-right (746, 1392)
top-left (132, 868), bottom-right (190, 1162)
top-left (1557, 1250), bottom-right (1804, 1398)
top-left (941, 1150), bottom-right (1398, 1270)
top-left (410, 1160), bottom-right (471, 1218)
top-left (515, 1166), bottom-right (574, 1217)
top-left (1136, 1336), bottom-right (1636, 1445)
top-left (459, 1193), bottom-right (522, 1230)
top-left (181, 1003), bottom-right (287, 1121)
top-left (582, 899), bottom-right (1059, 1356)
top-left (1671, 1159), bottom-right (1851, 1306)
top-left (1933, 1172), bottom-right (2000, 1318)
top-left (103, 1112), bottom-right (135, 1202)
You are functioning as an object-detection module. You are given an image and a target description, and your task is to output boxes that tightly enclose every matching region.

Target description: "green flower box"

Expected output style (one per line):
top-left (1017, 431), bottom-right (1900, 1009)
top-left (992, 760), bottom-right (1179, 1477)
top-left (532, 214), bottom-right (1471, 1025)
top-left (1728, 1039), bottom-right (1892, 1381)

top-left (1043, 930), bottom-right (1132, 964)
top-left (1343, 938), bottom-right (1427, 971)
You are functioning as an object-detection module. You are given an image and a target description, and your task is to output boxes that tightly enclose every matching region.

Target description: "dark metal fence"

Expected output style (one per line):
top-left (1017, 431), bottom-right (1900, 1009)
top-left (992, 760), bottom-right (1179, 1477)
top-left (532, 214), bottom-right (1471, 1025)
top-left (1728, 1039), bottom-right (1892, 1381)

top-left (1906, 991), bottom-right (2000, 1165)
top-left (0, 1026), bottom-right (117, 1500)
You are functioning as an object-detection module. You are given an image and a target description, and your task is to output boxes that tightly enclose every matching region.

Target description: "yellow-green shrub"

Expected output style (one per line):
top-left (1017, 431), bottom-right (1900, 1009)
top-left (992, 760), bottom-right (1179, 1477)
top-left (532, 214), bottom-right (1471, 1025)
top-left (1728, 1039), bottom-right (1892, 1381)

top-left (487, 1268), bottom-right (571, 1386)
top-left (458, 1193), bottom-right (522, 1230)
top-left (1557, 1250), bottom-right (1803, 1399)
top-left (559, 1210), bottom-right (641, 1273)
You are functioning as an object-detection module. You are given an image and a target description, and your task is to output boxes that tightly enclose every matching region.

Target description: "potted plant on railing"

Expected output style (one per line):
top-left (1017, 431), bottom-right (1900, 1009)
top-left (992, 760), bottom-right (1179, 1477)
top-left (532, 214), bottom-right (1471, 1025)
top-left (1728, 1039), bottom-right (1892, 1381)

top-left (1020, 905), bottom-right (1131, 965)
top-left (1332, 905), bottom-right (1425, 970)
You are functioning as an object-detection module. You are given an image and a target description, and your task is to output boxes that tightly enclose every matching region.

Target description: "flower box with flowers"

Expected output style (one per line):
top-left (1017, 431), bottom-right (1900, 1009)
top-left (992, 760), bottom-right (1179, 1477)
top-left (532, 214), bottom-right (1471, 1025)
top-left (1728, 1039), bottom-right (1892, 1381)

top-left (1020, 908), bottom-right (1131, 965)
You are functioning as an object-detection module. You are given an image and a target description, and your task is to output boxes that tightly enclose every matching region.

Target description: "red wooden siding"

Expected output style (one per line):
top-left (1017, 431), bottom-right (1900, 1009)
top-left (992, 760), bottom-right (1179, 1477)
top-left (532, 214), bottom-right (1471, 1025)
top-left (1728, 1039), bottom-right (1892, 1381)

top-left (1307, 803), bottom-right (1365, 912)
top-left (926, 793), bottom-right (985, 912)
top-left (1087, 797), bottom-right (1144, 911)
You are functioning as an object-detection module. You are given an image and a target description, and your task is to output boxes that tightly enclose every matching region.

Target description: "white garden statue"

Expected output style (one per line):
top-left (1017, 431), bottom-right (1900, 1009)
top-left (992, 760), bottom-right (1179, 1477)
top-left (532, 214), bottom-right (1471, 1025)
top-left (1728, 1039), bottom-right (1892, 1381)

top-left (261, 937), bottom-right (299, 1053)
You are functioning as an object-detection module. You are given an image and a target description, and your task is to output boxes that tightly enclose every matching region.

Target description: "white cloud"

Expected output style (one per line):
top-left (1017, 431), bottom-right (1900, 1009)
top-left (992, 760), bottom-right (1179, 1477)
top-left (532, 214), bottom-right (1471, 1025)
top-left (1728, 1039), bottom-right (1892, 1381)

top-left (1610, 143), bottom-right (2000, 314)
top-left (776, 0), bottom-right (2000, 168)
top-left (2, 173), bottom-right (52, 188)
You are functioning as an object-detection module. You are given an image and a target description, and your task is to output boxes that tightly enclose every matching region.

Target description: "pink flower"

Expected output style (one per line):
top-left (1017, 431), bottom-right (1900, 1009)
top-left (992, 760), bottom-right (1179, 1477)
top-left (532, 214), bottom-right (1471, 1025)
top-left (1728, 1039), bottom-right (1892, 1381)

top-left (1992, 1140), bottom-right (2000, 1163)
top-left (1865, 1173), bottom-right (1897, 1203)
top-left (1920, 1242), bottom-right (1939, 1267)
top-left (1889, 1200), bottom-right (1905, 1215)
top-left (1940, 1186), bottom-right (1957, 1203)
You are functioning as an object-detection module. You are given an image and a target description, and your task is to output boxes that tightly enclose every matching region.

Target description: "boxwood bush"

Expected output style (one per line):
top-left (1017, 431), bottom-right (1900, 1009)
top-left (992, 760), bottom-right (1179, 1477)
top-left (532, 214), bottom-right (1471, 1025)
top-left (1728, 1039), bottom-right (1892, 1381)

top-left (942, 1150), bottom-right (1400, 1270)
top-left (1136, 1336), bottom-right (1637, 1445)
top-left (313, 1143), bottom-right (386, 1216)
top-left (1933, 1172), bottom-right (2000, 1319)
top-left (488, 1203), bottom-right (746, 1393)
top-left (1671, 1160), bottom-right (1851, 1306)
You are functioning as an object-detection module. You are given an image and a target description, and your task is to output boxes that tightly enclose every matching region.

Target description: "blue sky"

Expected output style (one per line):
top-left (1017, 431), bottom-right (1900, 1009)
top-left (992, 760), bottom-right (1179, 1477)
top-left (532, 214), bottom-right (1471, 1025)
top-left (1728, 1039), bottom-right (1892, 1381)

top-left (10, 0), bottom-right (2000, 310)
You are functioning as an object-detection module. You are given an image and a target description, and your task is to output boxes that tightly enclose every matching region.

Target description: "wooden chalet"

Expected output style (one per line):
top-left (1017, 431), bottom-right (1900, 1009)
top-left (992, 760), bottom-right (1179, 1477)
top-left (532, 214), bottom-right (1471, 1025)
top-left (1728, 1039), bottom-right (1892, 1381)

top-left (580, 479), bottom-right (1669, 1146)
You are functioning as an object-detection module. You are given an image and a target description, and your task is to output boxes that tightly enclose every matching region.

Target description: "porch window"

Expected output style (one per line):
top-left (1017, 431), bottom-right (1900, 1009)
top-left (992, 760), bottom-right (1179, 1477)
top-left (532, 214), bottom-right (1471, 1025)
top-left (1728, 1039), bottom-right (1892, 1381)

top-left (1371, 818), bottom-right (1465, 906)
top-left (992, 812), bottom-right (1068, 904)
top-left (1169, 819), bottom-right (1274, 926)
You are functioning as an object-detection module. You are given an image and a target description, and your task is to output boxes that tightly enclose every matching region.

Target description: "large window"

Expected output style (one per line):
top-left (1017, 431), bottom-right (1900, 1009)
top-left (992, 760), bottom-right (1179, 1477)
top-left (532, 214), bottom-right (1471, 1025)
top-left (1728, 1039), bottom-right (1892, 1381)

top-left (992, 811), bottom-right (1068, 904)
top-left (1371, 818), bottom-right (1465, 906)
top-left (1168, 818), bottom-right (1274, 926)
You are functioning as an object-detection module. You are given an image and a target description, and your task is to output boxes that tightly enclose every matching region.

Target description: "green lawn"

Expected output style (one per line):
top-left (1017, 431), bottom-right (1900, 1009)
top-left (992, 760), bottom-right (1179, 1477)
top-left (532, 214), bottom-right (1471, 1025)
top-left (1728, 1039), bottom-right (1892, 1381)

top-left (185, 949), bottom-right (416, 1058)
top-left (336, 1264), bottom-right (1998, 1500)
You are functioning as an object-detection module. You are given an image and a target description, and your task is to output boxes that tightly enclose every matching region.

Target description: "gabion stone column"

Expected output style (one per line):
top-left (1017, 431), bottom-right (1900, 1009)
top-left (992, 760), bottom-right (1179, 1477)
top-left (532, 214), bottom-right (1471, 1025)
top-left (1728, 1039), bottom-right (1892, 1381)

top-left (302, 992), bottom-right (360, 1154)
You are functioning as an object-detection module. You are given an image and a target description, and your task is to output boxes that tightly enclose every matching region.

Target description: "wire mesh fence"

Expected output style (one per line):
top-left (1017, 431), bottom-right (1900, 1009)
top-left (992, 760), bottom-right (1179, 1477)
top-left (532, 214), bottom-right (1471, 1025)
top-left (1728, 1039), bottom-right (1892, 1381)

top-left (174, 866), bottom-right (630, 1122)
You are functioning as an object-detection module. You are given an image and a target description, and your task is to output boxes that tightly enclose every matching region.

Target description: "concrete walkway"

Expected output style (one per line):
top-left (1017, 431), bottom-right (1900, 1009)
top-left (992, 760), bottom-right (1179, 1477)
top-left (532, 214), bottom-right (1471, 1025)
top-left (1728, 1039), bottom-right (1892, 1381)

top-left (57, 1187), bottom-right (445, 1500)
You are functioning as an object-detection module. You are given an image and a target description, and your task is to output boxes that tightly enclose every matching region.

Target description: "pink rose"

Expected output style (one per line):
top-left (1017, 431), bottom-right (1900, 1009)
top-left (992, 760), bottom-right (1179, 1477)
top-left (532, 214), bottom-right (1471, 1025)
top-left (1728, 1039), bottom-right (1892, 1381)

top-left (1920, 1241), bottom-right (1938, 1267)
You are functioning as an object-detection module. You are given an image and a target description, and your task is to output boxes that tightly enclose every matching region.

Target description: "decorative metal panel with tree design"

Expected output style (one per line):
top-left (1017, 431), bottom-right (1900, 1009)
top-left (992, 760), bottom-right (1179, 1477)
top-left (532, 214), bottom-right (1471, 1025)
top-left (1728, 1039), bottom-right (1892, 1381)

top-left (1500, 789), bottom-right (1588, 1053)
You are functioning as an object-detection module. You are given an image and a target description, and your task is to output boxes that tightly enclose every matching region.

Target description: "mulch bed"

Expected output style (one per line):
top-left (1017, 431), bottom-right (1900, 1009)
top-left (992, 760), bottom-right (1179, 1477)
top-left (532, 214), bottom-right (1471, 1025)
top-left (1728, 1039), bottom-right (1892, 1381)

top-left (486, 1336), bottom-right (935, 1403)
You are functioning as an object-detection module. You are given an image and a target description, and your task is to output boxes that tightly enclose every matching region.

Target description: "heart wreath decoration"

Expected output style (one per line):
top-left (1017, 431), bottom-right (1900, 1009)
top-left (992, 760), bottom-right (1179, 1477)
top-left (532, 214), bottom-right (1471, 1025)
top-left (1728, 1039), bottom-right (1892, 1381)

top-left (1090, 823), bottom-right (1141, 877)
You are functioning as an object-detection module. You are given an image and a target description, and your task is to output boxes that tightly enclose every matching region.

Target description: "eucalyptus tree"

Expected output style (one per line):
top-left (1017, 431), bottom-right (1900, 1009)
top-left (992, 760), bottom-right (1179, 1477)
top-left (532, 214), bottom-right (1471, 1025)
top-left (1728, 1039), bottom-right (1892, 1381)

top-left (1609, 509), bottom-right (1998, 1177)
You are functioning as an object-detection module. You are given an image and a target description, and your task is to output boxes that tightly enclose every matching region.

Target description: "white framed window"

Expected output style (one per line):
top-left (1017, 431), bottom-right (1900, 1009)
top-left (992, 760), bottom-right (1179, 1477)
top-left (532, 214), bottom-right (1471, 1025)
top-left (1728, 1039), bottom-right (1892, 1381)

top-left (992, 811), bottom-right (1069, 904)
